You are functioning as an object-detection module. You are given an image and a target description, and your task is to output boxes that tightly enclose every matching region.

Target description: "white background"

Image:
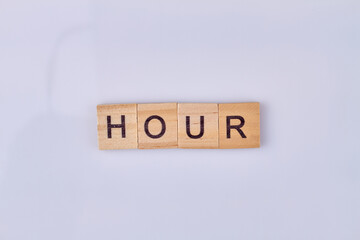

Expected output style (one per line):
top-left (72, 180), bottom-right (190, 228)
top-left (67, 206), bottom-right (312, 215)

top-left (1, 0), bottom-right (359, 239)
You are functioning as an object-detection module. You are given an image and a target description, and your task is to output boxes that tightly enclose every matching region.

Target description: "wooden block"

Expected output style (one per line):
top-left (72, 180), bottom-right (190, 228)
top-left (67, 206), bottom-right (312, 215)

top-left (219, 102), bottom-right (260, 149)
top-left (178, 103), bottom-right (219, 149)
top-left (97, 104), bottom-right (138, 150)
top-left (137, 103), bottom-right (178, 149)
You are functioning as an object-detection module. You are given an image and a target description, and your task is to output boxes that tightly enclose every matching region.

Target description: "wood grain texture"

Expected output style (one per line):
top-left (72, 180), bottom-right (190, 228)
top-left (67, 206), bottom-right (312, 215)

top-left (97, 104), bottom-right (137, 150)
top-left (178, 103), bottom-right (219, 149)
top-left (219, 102), bottom-right (260, 149)
top-left (137, 103), bottom-right (178, 149)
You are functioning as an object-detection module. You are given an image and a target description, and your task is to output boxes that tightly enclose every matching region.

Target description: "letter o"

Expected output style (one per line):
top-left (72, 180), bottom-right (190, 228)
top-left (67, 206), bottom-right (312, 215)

top-left (144, 115), bottom-right (166, 139)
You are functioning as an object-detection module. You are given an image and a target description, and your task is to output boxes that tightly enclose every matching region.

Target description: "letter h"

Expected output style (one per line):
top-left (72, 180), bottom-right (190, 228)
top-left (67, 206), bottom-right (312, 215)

top-left (107, 115), bottom-right (126, 138)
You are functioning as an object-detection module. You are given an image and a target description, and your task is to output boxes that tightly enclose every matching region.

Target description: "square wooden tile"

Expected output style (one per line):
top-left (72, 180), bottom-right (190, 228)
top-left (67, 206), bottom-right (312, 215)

top-left (137, 103), bottom-right (178, 149)
top-left (97, 104), bottom-right (138, 150)
top-left (219, 102), bottom-right (260, 149)
top-left (178, 103), bottom-right (218, 149)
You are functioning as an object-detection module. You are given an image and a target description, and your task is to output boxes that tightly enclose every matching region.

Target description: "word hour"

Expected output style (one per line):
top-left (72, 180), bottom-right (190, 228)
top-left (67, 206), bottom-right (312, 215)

top-left (97, 102), bottom-right (260, 149)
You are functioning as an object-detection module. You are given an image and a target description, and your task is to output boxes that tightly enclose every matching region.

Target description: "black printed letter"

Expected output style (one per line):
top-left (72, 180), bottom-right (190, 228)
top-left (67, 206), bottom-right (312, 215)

top-left (186, 116), bottom-right (204, 139)
top-left (226, 116), bottom-right (246, 138)
top-left (107, 115), bottom-right (126, 138)
top-left (144, 115), bottom-right (166, 139)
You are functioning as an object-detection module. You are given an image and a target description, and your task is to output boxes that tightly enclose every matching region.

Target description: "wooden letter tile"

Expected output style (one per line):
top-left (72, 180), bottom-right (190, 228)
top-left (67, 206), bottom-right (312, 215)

top-left (178, 103), bottom-right (218, 149)
top-left (219, 102), bottom-right (260, 149)
top-left (137, 103), bottom-right (178, 149)
top-left (97, 104), bottom-right (138, 150)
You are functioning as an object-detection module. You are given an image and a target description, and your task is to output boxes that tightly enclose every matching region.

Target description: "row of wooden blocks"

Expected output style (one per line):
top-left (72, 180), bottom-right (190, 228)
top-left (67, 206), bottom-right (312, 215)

top-left (97, 102), bottom-right (260, 149)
